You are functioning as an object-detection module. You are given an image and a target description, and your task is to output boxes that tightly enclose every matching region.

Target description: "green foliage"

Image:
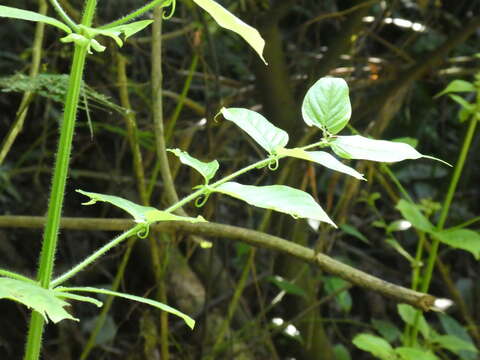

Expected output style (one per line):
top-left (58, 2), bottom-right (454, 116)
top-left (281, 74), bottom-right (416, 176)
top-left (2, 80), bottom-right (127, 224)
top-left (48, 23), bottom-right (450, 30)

top-left (220, 107), bottom-right (289, 154)
top-left (214, 182), bottom-right (336, 226)
top-left (0, 277), bottom-right (84, 323)
top-left (192, 0), bottom-right (267, 64)
top-left (0, 73), bottom-right (127, 115)
top-left (396, 199), bottom-right (480, 259)
top-left (353, 304), bottom-right (478, 359)
top-left (302, 77), bottom-right (351, 134)
top-left (0, 5), bottom-right (72, 33)
top-left (167, 148), bottom-right (220, 184)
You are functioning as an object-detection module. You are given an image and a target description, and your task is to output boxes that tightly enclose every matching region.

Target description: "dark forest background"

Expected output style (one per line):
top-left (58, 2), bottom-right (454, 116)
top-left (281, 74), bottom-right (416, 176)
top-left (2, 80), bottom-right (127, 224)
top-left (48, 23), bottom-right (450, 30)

top-left (0, 0), bottom-right (479, 359)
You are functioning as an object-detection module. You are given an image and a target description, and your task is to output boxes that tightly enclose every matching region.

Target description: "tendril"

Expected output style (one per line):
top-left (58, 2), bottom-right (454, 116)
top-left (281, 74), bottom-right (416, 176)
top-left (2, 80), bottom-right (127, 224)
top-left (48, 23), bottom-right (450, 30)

top-left (267, 156), bottom-right (279, 171)
top-left (195, 193), bottom-right (210, 207)
top-left (162, 0), bottom-right (176, 19)
top-left (137, 225), bottom-right (150, 239)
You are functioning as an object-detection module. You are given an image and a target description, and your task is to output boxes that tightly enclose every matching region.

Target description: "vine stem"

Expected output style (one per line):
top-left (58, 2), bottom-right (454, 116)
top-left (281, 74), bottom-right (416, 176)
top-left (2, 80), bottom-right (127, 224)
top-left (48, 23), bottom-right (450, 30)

top-left (420, 109), bottom-right (478, 294)
top-left (100, 0), bottom-right (170, 29)
top-left (51, 225), bottom-right (143, 287)
top-left (23, 2), bottom-right (96, 359)
top-left (411, 90), bottom-right (479, 345)
top-left (49, 0), bottom-right (79, 31)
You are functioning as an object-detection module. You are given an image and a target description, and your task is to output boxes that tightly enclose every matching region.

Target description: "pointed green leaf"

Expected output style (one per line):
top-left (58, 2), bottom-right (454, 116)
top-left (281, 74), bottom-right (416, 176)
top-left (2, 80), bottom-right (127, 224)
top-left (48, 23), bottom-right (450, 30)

top-left (59, 286), bottom-right (195, 329)
top-left (267, 275), bottom-right (307, 298)
top-left (340, 224), bottom-right (371, 244)
top-left (77, 189), bottom-right (206, 224)
top-left (214, 182), bottom-right (336, 227)
top-left (277, 148), bottom-right (365, 180)
top-left (395, 347), bottom-right (438, 360)
top-left (396, 200), bottom-right (435, 233)
top-left (435, 80), bottom-right (475, 98)
top-left (0, 277), bottom-right (76, 323)
top-left (220, 107), bottom-right (289, 154)
top-left (193, 0), bottom-right (266, 64)
top-left (432, 229), bottom-right (480, 260)
top-left (104, 20), bottom-right (153, 40)
top-left (371, 319), bottom-right (401, 343)
top-left (331, 135), bottom-right (449, 165)
top-left (87, 20), bottom-right (154, 47)
top-left (302, 77), bottom-right (351, 134)
top-left (431, 334), bottom-right (478, 355)
top-left (398, 304), bottom-right (431, 339)
top-left (352, 333), bottom-right (394, 359)
top-left (0, 5), bottom-right (72, 34)
top-left (77, 189), bottom-right (157, 223)
top-left (167, 148), bottom-right (219, 183)
top-left (54, 291), bottom-right (103, 308)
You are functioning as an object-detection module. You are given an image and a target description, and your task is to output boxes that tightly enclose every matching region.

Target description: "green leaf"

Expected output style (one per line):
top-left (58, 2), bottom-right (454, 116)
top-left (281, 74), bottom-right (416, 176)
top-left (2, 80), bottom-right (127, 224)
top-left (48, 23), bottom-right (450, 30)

top-left (340, 224), bottom-right (371, 244)
top-left (371, 319), bottom-right (401, 343)
top-left (333, 344), bottom-right (352, 360)
top-left (439, 314), bottom-right (477, 360)
top-left (53, 291), bottom-right (103, 308)
top-left (396, 200), bottom-right (435, 233)
top-left (84, 20), bottom-right (153, 47)
top-left (103, 20), bottom-right (153, 41)
top-left (330, 135), bottom-right (448, 164)
top-left (0, 5), bottom-right (72, 34)
top-left (220, 107), bottom-right (288, 154)
top-left (435, 80), bottom-right (476, 98)
top-left (324, 276), bottom-right (352, 313)
top-left (167, 148), bottom-right (219, 184)
top-left (267, 275), bottom-right (307, 298)
top-left (397, 304), bottom-right (431, 339)
top-left (0, 277), bottom-right (76, 323)
top-left (57, 286), bottom-right (195, 329)
top-left (192, 0), bottom-right (266, 64)
top-left (302, 77), bottom-right (351, 134)
top-left (214, 182), bottom-right (336, 226)
top-left (432, 229), bottom-right (480, 260)
top-left (77, 189), bottom-right (157, 222)
top-left (277, 148), bottom-right (365, 180)
top-left (352, 333), bottom-right (395, 359)
top-left (394, 347), bottom-right (438, 360)
top-left (449, 94), bottom-right (475, 112)
top-left (76, 190), bottom-right (206, 224)
top-left (431, 334), bottom-right (478, 355)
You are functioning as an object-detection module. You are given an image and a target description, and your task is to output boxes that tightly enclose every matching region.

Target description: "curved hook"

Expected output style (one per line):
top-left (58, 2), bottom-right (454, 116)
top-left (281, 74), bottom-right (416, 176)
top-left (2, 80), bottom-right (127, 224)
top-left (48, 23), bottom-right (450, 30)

top-left (195, 193), bottom-right (210, 208)
top-left (162, 0), bottom-right (176, 19)
top-left (267, 156), bottom-right (279, 171)
top-left (137, 224), bottom-right (150, 239)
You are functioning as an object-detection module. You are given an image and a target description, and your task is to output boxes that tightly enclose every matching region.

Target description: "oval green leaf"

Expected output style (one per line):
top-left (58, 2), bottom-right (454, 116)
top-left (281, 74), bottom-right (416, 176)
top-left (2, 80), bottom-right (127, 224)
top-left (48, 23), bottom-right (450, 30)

top-left (277, 148), bottom-right (365, 180)
top-left (435, 79), bottom-right (475, 98)
top-left (396, 199), bottom-right (435, 233)
top-left (352, 333), bottom-right (394, 359)
top-left (0, 277), bottom-right (77, 323)
top-left (331, 135), bottom-right (449, 165)
top-left (168, 148), bottom-right (219, 184)
top-left (214, 181), bottom-right (336, 227)
top-left (193, 0), bottom-right (266, 64)
top-left (302, 77), bottom-right (351, 134)
top-left (432, 229), bottom-right (480, 260)
top-left (76, 190), bottom-right (206, 225)
top-left (0, 5), bottom-right (72, 34)
top-left (395, 347), bottom-right (438, 360)
top-left (220, 107), bottom-right (289, 154)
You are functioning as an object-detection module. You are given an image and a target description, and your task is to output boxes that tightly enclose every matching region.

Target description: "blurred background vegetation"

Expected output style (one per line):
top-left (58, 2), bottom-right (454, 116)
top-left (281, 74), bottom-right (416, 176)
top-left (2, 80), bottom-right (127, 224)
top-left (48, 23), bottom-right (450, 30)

top-left (0, 0), bottom-right (479, 359)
